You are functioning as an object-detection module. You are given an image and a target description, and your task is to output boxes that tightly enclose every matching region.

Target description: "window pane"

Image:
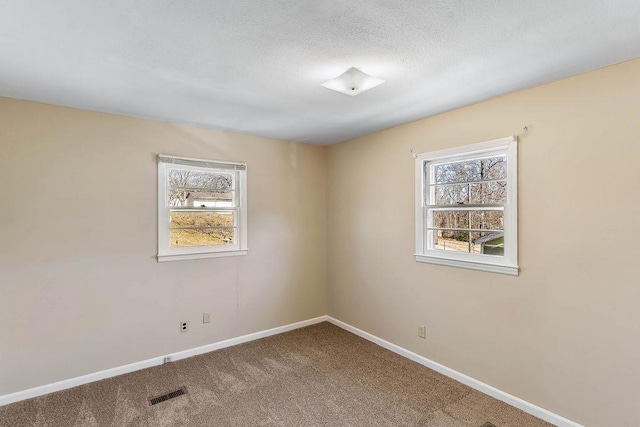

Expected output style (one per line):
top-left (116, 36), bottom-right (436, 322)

top-left (168, 168), bottom-right (234, 207)
top-left (433, 160), bottom-right (481, 184)
top-left (433, 231), bottom-right (471, 253)
top-left (434, 184), bottom-right (469, 205)
top-left (432, 155), bottom-right (506, 184)
top-left (170, 228), bottom-right (235, 247)
top-left (469, 181), bottom-right (507, 204)
top-left (168, 168), bottom-right (233, 190)
top-left (170, 188), bottom-right (234, 208)
top-left (432, 230), bottom-right (504, 255)
top-left (433, 211), bottom-right (469, 229)
top-left (170, 211), bottom-right (234, 228)
top-left (480, 156), bottom-right (507, 180)
top-left (186, 171), bottom-right (233, 190)
top-left (471, 231), bottom-right (504, 256)
top-left (470, 210), bottom-right (504, 230)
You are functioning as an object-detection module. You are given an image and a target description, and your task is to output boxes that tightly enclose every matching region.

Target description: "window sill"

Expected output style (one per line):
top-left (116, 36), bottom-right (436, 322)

top-left (414, 254), bottom-right (519, 276)
top-left (158, 249), bottom-right (248, 262)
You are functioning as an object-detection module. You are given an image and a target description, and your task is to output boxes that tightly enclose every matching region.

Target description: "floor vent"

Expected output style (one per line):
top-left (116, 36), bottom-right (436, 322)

top-left (149, 387), bottom-right (187, 406)
top-left (480, 423), bottom-right (498, 427)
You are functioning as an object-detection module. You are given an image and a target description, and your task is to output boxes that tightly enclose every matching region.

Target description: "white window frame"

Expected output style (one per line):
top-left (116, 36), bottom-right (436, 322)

top-left (415, 136), bottom-right (518, 275)
top-left (157, 154), bottom-right (248, 262)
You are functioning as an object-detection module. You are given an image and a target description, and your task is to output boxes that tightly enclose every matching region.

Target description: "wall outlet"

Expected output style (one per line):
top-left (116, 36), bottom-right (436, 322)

top-left (418, 325), bottom-right (426, 339)
top-left (180, 321), bottom-right (189, 333)
top-left (163, 356), bottom-right (172, 364)
top-left (203, 312), bottom-right (211, 324)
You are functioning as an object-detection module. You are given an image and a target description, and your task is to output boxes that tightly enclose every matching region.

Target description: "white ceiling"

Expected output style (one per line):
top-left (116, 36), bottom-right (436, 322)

top-left (1, 1), bottom-right (640, 144)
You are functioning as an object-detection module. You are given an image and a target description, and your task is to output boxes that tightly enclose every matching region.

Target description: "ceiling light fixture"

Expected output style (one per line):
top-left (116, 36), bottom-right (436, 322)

top-left (321, 67), bottom-right (385, 96)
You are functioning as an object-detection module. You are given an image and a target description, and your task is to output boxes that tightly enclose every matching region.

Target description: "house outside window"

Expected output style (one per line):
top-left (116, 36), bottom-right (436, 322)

top-left (157, 155), bottom-right (248, 262)
top-left (415, 137), bottom-right (518, 275)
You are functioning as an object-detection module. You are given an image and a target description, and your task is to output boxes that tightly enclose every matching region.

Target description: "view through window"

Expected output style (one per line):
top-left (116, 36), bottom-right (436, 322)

top-left (168, 168), bottom-right (236, 248)
top-left (429, 155), bottom-right (506, 255)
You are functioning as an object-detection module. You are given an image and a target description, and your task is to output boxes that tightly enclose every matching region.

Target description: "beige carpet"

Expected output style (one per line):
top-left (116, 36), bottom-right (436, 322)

top-left (1, 322), bottom-right (552, 426)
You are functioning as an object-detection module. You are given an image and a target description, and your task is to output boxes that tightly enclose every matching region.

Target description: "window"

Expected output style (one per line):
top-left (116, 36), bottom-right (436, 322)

top-left (415, 137), bottom-right (518, 275)
top-left (157, 155), bottom-right (247, 262)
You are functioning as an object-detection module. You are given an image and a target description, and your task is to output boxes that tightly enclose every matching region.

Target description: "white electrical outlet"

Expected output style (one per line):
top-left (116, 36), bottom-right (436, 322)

top-left (163, 356), bottom-right (172, 364)
top-left (418, 325), bottom-right (426, 339)
top-left (180, 321), bottom-right (189, 333)
top-left (203, 312), bottom-right (211, 324)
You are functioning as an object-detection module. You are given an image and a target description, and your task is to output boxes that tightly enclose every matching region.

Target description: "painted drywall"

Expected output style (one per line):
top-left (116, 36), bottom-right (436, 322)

top-left (327, 58), bottom-right (640, 427)
top-left (0, 98), bottom-right (327, 395)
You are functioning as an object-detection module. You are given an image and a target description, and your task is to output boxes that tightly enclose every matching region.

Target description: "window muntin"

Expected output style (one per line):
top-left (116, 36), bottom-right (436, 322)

top-left (158, 155), bottom-right (247, 261)
top-left (415, 137), bottom-right (518, 275)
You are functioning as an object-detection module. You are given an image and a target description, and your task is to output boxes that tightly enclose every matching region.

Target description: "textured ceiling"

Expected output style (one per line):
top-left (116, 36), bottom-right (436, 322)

top-left (1, 1), bottom-right (640, 144)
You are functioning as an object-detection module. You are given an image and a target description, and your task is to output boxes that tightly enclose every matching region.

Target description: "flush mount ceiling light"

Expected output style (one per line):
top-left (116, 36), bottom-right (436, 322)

top-left (321, 67), bottom-right (385, 96)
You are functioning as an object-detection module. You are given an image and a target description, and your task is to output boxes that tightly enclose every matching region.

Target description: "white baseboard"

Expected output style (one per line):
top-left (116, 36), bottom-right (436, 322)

top-left (0, 314), bottom-right (583, 427)
top-left (327, 316), bottom-right (582, 427)
top-left (0, 315), bottom-right (328, 407)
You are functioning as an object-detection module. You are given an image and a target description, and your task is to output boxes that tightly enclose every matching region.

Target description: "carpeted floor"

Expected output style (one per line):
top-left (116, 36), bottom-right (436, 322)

top-left (1, 322), bottom-right (552, 426)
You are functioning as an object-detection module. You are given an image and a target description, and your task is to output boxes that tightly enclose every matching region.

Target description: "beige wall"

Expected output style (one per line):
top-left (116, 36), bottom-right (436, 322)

top-left (0, 98), bottom-right (327, 395)
top-left (327, 58), bottom-right (640, 427)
